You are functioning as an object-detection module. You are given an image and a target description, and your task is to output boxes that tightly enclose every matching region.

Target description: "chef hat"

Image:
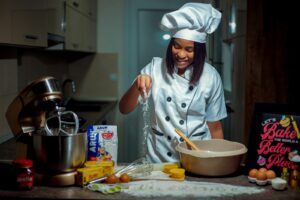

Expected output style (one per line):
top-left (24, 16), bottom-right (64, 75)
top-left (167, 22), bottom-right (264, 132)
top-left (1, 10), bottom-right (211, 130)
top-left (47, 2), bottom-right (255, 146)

top-left (160, 3), bottom-right (222, 43)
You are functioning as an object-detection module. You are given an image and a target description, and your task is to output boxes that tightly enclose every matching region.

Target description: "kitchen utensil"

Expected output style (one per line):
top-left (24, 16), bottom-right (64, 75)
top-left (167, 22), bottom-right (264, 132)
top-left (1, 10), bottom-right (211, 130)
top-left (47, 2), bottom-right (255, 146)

top-left (115, 157), bottom-right (153, 179)
top-left (44, 109), bottom-right (79, 136)
top-left (33, 132), bottom-right (87, 173)
top-left (175, 128), bottom-right (200, 150)
top-left (175, 139), bottom-right (247, 176)
top-left (5, 76), bottom-right (62, 137)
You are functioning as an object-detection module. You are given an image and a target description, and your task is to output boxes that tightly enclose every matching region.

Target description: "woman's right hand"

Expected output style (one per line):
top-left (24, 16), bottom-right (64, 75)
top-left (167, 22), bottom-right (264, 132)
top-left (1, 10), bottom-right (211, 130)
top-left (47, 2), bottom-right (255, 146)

top-left (119, 74), bottom-right (152, 114)
top-left (135, 74), bottom-right (152, 98)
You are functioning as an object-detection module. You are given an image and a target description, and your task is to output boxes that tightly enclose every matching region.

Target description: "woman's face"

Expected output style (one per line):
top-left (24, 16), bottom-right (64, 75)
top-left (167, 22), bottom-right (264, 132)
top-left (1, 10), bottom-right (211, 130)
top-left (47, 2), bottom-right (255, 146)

top-left (172, 38), bottom-right (194, 74)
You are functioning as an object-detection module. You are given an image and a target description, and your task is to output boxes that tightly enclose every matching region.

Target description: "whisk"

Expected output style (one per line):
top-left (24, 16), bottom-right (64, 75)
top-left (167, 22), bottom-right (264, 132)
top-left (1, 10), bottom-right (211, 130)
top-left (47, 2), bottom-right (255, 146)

top-left (44, 107), bottom-right (79, 136)
top-left (87, 157), bottom-right (153, 185)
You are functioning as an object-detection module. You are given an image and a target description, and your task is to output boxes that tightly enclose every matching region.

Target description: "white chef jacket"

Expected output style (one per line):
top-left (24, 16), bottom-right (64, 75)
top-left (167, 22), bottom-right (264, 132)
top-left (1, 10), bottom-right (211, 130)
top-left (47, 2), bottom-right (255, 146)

top-left (140, 57), bottom-right (227, 163)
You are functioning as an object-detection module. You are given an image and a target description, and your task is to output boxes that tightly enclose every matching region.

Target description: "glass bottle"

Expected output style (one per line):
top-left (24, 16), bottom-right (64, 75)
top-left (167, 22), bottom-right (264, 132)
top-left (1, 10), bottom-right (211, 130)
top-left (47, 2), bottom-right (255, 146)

top-left (281, 167), bottom-right (289, 182)
top-left (290, 169), bottom-right (299, 189)
top-left (12, 159), bottom-right (34, 190)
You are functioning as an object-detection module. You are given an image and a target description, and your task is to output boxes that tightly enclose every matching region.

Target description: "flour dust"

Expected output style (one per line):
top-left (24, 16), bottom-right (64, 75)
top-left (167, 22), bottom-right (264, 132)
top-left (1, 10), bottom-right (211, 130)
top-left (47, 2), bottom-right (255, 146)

top-left (122, 180), bottom-right (265, 198)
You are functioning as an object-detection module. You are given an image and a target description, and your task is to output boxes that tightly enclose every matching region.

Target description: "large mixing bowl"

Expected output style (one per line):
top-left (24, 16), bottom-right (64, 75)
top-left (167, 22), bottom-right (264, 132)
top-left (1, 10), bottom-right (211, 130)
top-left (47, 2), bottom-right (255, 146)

top-left (175, 139), bottom-right (247, 176)
top-left (33, 132), bottom-right (87, 173)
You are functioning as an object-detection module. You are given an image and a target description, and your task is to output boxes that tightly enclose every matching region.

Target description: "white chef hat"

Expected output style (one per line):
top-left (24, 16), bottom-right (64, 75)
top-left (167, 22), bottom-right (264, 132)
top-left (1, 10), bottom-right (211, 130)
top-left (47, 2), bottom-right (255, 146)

top-left (160, 3), bottom-right (222, 43)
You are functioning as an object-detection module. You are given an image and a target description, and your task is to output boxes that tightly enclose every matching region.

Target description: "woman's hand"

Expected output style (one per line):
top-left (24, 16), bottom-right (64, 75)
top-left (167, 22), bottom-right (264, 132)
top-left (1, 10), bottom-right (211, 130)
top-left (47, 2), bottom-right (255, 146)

top-left (135, 75), bottom-right (152, 98)
top-left (119, 74), bottom-right (152, 114)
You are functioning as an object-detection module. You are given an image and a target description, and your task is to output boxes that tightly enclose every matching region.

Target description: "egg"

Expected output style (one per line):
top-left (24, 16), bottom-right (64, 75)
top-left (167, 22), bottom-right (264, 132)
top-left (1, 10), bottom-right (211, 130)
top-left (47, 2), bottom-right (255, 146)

top-left (256, 171), bottom-right (267, 180)
top-left (266, 170), bottom-right (276, 179)
top-left (248, 168), bottom-right (258, 178)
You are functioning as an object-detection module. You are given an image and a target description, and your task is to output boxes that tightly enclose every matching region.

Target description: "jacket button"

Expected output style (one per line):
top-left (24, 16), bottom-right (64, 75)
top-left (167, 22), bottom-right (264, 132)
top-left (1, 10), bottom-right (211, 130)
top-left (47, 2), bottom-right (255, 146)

top-left (179, 120), bottom-right (184, 125)
top-left (181, 103), bottom-right (186, 108)
top-left (167, 97), bottom-right (172, 102)
top-left (189, 85), bottom-right (194, 91)
top-left (167, 135), bottom-right (172, 141)
top-left (165, 116), bottom-right (170, 121)
top-left (167, 152), bottom-right (172, 157)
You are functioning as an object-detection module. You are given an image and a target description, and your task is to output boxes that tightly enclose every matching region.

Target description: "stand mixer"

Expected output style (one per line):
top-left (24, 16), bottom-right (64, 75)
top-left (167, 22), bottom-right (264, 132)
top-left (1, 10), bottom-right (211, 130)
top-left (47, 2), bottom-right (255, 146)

top-left (6, 76), bottom-right (62, 138)
top-left (5, 76), bottom-right (86, 186)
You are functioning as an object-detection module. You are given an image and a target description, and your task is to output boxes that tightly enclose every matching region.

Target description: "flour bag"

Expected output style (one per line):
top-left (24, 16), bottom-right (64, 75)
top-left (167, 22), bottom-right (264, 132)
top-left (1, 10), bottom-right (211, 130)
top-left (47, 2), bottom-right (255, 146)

top-left (87, 125), bottom-right (118, 165)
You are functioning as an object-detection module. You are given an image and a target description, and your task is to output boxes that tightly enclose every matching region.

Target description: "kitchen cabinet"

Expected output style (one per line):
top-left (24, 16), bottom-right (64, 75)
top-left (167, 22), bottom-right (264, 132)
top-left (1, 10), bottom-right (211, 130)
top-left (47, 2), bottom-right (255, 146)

top-left (0, 1), bottom-right (12, 44)
top-left (83, 17), bottom-right (97, 52)
top-left (11, 10), bottom-right (47, 47)
top-left (65, 0), bottom-right (97, 52)
top-left (11, 0), bottom-right (47, 47)
top-left (66, 0), bottom-right (97, 20)
top-left (0, 0), bottom-right (47, 47)
top-left (65, 6), bottom-right (83, 51)
top-left (45, 0), bottom-right (65, 37)
top-left (0, 0), bottom-right (97, 52)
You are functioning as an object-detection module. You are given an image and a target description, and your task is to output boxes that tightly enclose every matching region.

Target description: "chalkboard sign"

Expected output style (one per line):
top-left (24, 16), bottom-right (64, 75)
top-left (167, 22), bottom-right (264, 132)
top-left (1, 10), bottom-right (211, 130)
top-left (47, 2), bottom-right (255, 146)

top-left (245, 103), bottom-right (300, 176)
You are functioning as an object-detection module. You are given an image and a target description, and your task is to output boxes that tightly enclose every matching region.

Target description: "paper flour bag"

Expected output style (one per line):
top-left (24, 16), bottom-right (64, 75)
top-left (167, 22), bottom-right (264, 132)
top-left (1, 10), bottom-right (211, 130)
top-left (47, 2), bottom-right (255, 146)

top-left (87, 125), bottom-right (118, 165)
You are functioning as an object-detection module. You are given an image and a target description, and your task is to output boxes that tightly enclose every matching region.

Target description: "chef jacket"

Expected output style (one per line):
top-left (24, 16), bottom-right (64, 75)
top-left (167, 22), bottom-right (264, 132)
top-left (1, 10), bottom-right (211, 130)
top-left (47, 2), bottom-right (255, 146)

top-left (140, 57), bottom-right (227, 163)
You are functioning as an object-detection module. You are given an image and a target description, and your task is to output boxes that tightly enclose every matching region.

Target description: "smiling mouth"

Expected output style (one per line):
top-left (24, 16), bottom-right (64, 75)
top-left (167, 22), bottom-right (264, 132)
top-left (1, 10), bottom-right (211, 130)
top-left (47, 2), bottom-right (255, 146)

top-left (176, 60), bottom-right (189, 66)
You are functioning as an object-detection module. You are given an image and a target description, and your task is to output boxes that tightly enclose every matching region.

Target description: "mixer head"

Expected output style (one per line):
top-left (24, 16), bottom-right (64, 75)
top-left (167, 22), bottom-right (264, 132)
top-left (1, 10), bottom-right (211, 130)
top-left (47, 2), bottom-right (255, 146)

top-left (5, 76), bottom-right (63, 138)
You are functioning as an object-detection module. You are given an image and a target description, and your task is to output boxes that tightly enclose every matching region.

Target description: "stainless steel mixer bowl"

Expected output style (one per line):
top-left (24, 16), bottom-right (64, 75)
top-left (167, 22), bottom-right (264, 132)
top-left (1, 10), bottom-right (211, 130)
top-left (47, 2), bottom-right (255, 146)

top-left (33, 132), bottom-right (87, 173)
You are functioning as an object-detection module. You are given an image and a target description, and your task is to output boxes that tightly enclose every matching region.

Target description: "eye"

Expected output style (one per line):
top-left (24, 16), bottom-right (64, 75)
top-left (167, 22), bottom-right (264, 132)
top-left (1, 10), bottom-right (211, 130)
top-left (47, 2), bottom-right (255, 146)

top-left (173, 43), bottom-right (181, 49)
top-left (185, 47), bottom-right (194, 53)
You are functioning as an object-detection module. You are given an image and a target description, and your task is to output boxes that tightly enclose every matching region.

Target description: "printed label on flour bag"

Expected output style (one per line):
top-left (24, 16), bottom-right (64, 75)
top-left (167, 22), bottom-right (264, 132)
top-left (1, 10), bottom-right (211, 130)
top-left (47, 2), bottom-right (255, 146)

top-left (87, 125), bottom-right (118, 165)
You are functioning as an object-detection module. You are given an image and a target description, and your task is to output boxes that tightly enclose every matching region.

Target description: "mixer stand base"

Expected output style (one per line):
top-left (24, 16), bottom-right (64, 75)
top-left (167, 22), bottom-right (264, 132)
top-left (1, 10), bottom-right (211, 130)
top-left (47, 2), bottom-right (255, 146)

top-left (35, 171), bottom-right (77, 186)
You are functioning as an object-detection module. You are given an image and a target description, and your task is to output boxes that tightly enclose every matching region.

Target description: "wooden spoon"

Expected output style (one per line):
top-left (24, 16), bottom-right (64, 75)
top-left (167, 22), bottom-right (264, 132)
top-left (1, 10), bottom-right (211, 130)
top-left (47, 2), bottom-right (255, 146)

top-left (175, 128), bottom-right (200, 151)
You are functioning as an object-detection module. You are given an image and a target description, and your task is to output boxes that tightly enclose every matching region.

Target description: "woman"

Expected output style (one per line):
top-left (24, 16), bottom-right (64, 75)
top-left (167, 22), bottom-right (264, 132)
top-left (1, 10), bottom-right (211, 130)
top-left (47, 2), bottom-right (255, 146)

top-left (119, 3), bottom-right (227, 163)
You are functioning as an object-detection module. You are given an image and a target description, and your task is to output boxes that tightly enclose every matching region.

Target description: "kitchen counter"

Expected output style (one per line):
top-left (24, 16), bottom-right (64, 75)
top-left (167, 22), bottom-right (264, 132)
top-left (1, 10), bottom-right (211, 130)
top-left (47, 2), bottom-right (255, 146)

top-left (0, 162), bottom-right (299, 200)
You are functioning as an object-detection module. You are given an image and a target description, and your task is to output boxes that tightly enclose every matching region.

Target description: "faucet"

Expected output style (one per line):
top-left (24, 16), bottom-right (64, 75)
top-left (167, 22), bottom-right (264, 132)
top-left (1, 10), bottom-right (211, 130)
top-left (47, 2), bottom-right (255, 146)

top-left (62, 78), bottom-right (76, 94)
top-left (62, 78), bottom-right (76, 107)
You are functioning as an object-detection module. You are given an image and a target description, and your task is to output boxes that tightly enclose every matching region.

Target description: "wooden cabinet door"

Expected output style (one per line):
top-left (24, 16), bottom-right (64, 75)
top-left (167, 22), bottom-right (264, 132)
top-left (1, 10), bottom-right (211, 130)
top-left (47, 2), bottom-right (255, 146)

top-left (45, 0), bottom-right (65, 36)
top-left (65, 6), bottom-right (83, 51)
top-left (11, 10), bottom-right (47, 47)
top-left (0, 0), bottom-right (12, 43)
top-left (87, 0), bottom-right (97, 20)
top-left (83, 16), bottom-right (96, 52)
top-left (66, 0), bottom-right (88, 15)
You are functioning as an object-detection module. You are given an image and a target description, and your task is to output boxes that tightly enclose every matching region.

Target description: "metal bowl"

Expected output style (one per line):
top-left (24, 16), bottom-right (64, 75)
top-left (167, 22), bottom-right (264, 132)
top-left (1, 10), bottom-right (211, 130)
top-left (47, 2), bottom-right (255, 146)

top-left (33, 132), bottom-right (87, 173)
top-left (175, 139), bottom-right (247, 176)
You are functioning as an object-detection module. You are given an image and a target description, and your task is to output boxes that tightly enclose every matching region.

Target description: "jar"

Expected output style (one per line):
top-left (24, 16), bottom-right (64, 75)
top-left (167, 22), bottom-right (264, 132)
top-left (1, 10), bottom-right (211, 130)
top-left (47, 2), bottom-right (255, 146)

top-left (280, 167), bottom-right (289, 182)
top-left (12, 159), bottom-right (34, 190)
top-left (290, 169), bottom-right (299, 189)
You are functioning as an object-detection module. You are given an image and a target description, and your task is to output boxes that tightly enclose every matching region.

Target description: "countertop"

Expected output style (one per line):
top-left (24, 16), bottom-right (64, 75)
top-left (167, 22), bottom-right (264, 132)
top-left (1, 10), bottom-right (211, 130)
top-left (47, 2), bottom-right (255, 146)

top-left (0, 162), bottom-right (299, 200)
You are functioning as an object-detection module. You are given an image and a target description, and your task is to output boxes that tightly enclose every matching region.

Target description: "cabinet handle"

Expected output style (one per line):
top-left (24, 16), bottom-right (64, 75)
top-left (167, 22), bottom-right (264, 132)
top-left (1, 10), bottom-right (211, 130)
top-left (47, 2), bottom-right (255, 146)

top-left (25, 35), bottom-right (38, 40)
top-left (73, 1), bottom-right (79, 7)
